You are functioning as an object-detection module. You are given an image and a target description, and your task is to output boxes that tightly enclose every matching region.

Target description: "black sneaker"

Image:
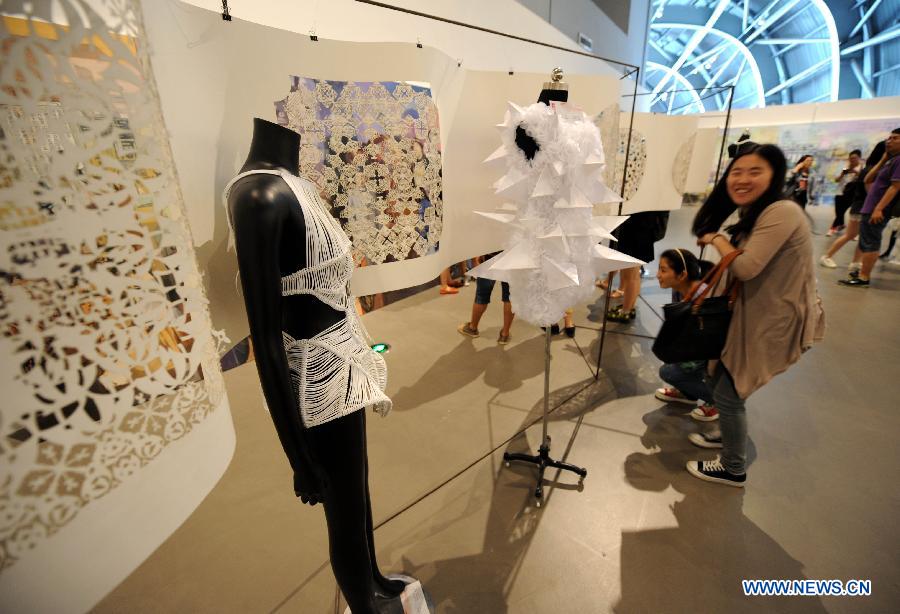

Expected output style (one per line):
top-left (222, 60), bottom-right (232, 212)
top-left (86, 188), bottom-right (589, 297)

top-left (686, 457), bottom-right (746, 487)
top-left (838, 277), bottom-right (869, 287)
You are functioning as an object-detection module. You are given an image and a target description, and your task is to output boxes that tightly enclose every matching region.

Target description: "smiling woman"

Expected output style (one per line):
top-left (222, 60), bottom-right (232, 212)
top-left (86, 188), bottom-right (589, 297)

top-left (684, 142), bottom-right (824, 488)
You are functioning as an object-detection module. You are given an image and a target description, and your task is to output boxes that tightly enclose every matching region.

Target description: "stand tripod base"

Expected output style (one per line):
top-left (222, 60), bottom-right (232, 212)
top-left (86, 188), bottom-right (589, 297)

top-left (504, 435), bottom-right (587, 507)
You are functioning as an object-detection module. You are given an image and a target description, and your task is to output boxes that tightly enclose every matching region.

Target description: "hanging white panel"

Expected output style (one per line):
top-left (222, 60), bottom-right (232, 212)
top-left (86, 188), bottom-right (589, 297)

top-left (0, 2), bottom-right (233, 611)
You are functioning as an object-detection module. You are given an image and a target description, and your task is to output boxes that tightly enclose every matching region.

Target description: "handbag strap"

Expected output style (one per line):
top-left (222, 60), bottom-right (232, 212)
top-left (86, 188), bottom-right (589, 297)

top-left (690, 248), bottom-right (744, 309)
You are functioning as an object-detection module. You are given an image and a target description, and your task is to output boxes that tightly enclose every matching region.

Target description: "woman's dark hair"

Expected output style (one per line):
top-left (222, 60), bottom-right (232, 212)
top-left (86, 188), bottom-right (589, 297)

top-left (850, 149), bottom-right (862, 157)
top-left (865, 140), bottom-right (886, 167)
top-left (692, 143), bottom-right (788, 242)
top-left (660, 248), bottom-right (705, 280)
top-left (795, 154), bottom-right (813, 166)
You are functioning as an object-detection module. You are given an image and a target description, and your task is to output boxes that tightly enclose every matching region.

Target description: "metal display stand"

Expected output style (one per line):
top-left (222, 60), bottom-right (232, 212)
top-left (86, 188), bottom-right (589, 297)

top-left (503, 327), bottom-right (587, 506)
top-left (352, 0), bottom-right (643, 506)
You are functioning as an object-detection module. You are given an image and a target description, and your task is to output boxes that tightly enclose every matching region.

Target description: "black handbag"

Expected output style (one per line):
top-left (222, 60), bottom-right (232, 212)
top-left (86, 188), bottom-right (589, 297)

top-left (651, 250), bottom-right (743, 364)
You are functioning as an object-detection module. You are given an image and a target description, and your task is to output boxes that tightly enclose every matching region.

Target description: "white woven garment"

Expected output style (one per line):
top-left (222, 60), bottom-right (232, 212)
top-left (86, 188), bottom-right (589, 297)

top-left (225, 169), bottom-right (391, 427)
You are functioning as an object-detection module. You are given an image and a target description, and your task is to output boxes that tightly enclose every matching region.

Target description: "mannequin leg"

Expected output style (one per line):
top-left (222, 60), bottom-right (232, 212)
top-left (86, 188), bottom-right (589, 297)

top-left (308, 411), bottom-right (379, 614)
top-left (361, 411), bottom-right (405, 597)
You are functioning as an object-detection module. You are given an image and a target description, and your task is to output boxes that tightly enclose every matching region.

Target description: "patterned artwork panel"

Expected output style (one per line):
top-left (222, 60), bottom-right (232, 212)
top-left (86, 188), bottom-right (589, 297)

top-left (0, 2), bottom-right (226, 574)
top-left (275, 78), bottom-right (443, 266)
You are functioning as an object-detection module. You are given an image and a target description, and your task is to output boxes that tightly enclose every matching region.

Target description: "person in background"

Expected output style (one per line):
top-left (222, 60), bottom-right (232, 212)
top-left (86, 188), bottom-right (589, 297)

top-left (787, 154), bottom-right (815, 209)
top-left (880, 217), bottom-right (898, 263)
top-left (458, 253), bottom-right (514, 344)
top-left (820, 141), bottom-right (886, 271)
top-left (653, 248), bottom-right (718, 423)
top-left (606, 211), bottom-right (666, 323)
top-left (689, 143), bottom-right (824, 487)
top-left (439, 268), bottom-right (459, 295)
top-left (838, 128), bottom-right (900, 287)
top-left (828, 149), bottom-right (863, 236)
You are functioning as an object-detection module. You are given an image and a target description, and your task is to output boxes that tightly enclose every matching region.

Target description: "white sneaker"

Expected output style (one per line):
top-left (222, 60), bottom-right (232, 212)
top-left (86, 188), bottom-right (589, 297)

top-left (819, 255), bottom-right (837, 268)
top-left (826, 228), bottom-right (837, 237)
top-left (688, 431), bottom-right (723, 449)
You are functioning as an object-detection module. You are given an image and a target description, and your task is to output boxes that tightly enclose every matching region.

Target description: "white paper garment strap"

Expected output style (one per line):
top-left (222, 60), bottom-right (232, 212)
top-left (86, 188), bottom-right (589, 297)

top-left (223, 168), bottom-right (354, 310)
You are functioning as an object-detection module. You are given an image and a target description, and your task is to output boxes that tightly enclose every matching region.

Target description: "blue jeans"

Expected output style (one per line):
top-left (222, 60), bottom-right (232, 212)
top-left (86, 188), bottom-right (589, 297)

top-left (707, 362), bottom-right (747, 475)
top-left (659, 361), bottom-right (712, 402)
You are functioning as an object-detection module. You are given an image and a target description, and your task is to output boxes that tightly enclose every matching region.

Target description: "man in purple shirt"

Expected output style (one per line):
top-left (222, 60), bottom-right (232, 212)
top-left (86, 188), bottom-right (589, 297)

top-left (839, 128), bottom-right (900, 287)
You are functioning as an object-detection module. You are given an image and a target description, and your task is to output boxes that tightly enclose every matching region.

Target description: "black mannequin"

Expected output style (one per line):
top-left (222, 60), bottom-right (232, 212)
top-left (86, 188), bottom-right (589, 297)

top-left (515, 73), bottom-right (569, 160)
top-left (227, 118), bottom-right (404, 613)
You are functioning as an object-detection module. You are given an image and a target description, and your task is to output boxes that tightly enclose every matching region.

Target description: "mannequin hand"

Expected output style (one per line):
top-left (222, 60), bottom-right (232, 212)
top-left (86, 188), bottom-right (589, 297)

top-left (293, 466), bottom-right (324, 506)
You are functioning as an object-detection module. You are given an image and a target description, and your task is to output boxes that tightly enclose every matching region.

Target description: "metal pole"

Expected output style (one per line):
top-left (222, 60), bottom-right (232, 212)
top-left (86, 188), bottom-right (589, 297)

top-left (542, 326), bottom-right (551, 445)
top-left (353, 0), bottom-right (638, 71)
top-left (595, 66), bottom-right (640, 380)
top-left (712, 85), bottom-right (735, 187)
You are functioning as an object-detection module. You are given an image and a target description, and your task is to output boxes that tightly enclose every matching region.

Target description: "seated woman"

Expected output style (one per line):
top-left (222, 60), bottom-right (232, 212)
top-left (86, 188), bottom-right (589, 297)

top-left (653, 248), bottom-right (718, 422)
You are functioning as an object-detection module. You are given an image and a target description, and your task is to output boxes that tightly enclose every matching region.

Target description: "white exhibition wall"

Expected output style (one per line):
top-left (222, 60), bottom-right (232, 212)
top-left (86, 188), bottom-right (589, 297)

top-left (143, 1), bottom-right (624, 342)
top-left (619, 113), bottom-right (699, 214)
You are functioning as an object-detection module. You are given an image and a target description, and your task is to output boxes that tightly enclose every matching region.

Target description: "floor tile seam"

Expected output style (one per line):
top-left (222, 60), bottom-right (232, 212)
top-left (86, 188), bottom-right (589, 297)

top-left (638, 293), bottom-right (665, 322)
top-left (575, 325), bottom-right (658, 341)
top-left (268, 559), bottom-right (332, 614)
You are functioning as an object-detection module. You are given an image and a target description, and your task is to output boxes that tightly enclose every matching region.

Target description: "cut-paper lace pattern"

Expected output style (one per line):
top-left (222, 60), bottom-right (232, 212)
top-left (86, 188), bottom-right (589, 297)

top-left (274, 77), bottom-right (443, 266)
top-left (593, 109), bottom-right (647, 201)
top-left (614, 128), bottom-right (647, 201)
top-left (672, 133), bottom-right (696, 194)
top-left (223, 169), bottom-right (391, 427)
top-left (0, 1), bottom-right (226, 574)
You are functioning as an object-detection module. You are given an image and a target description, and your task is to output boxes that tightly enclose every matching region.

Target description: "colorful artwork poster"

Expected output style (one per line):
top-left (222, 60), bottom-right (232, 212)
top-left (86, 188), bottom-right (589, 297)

top-left (275, 78), bottom-right (443, 266)
top-left (710, 119), bottom-right (898, 204)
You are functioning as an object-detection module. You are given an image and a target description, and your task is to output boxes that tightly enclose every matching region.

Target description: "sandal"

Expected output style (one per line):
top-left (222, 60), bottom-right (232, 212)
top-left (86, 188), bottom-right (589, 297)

top-left (457, 323), bottom-right (479, 338)
top-left (606, 306), bottom-right (636, 323)
top-left (440, 286), bottom-right (459, 295)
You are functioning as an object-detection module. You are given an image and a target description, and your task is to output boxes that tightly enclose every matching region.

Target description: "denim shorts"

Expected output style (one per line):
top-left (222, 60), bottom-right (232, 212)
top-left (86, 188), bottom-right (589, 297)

top-left (474, 277), bottom-right (510, 304)
top-left (859, 213), bottom-right (887, 253)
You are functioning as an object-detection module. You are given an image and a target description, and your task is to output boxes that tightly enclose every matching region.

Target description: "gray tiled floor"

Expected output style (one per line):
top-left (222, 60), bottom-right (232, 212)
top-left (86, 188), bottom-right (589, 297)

top-left (95, 206), bottom-right (900, 613)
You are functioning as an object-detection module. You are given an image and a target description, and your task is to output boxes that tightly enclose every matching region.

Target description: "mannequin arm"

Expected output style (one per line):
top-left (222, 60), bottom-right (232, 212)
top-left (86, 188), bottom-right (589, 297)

top-left (230, 180), bottom-right (323, 504)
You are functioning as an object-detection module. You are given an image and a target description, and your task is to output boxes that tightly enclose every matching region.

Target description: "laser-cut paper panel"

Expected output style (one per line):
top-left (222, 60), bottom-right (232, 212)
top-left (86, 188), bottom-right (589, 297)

top-left (0, 2), bottom-right (232, 610)
top-left (275, 77), bottom-right (443, 266)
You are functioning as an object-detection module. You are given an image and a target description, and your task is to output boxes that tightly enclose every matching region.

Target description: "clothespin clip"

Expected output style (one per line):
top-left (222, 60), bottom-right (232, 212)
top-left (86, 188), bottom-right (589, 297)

top-left (221, 0), bottom-right (232, 21)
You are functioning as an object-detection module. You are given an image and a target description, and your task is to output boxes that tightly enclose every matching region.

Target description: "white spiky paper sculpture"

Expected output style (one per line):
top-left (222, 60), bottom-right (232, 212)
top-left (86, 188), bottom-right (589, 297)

top-left (468, 101), bottom-right (646, 327)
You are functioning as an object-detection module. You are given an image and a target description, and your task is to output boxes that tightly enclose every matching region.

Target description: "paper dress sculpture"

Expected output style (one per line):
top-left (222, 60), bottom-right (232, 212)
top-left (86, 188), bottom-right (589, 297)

top-left (468, 101), bottom-right (646, 326)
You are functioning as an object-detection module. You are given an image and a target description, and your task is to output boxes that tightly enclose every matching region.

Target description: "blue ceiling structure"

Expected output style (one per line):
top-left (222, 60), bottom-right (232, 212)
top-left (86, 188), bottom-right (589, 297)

top-left (644, 0), bottom-right (900, 114)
